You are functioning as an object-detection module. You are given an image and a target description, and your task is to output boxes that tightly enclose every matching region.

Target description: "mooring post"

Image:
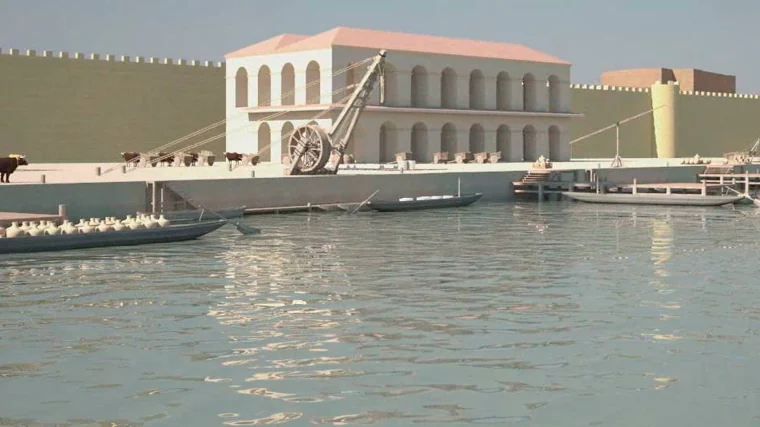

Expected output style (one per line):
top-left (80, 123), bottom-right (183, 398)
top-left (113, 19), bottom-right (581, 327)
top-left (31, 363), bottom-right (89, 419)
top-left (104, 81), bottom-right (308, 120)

top-left (160, 183), bottom-right (165, 213)
top-left (702, 180), bottom-right (707, 196)
top-left (228, 162), bottom-right (233, 172)
top-left (632, 178), bottom-right (638, 194)
top-left (666, 186), bottom-right (672, 195)
top-left (745, 172), bottom-right (750, 195)
top-left (95, 166), bottom-right (101, 176)
top-left (151, 182), bottom-right (157, 214)
top-left (121, 165), bottom-right (126, 174)
top-left (251, 170), bottom-right (256, 178)
top-left (538, 182), bottom-right (544, 202)
top-left (58, 204), bottom-right (67, 221)
top-left (40, 174), bottom-right (46, 184)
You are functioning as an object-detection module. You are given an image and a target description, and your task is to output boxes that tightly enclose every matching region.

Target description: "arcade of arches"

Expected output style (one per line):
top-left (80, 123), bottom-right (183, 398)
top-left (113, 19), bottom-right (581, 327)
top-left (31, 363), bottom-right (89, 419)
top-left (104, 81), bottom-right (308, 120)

top-left (234, 62), bottom-right (566, 113)
top-left (253, 120), bottom-right (566, 164)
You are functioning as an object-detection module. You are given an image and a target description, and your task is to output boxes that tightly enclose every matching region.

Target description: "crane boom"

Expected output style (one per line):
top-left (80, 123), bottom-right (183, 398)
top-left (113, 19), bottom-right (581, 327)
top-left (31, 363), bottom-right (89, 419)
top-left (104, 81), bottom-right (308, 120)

top-left (286, 50), bottom-right (387, 175)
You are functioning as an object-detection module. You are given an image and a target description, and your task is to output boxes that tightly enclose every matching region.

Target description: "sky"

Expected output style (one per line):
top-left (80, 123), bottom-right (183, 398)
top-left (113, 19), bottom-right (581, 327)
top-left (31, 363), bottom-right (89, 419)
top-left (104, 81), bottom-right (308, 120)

top-left (1, 0), bottom-right (758, 92)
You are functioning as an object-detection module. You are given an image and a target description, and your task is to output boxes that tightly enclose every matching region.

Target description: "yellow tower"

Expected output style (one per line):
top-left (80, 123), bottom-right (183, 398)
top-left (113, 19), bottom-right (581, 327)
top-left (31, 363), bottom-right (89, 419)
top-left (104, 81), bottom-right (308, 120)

top-left (651, 81), bottom-right (679, 158)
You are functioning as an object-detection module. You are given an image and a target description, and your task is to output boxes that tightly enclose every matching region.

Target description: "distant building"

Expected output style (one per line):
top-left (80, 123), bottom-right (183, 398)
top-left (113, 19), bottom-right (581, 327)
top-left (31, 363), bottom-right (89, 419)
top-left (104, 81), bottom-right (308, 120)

top-left (601, 68), bottom-right (736, 93)
top-left (224, 27), bottom-right (579, 163)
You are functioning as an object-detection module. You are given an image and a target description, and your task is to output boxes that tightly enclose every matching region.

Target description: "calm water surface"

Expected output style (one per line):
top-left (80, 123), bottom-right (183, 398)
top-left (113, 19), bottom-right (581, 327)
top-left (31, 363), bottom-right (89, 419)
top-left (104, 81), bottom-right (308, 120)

top-left (2, 202), bottom-right (760, 426)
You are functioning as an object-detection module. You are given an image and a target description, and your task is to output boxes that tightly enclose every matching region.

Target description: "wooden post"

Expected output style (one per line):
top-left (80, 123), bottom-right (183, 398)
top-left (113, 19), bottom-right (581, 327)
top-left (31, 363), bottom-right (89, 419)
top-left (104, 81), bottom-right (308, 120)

top-left (666, 186), bottom-right (671, 195)
top-left (538, 182), bottom-right (544, 201)
top-left (160, 184), bottom-right (165, 213)
top-left (701, 180), bottom-right (707, 196)
top-left (58, 204), bottom-right (67, 221)
top-left (151, 182), bottom-right (157, 214)
top-left (95, 166), bottom-right (101, 176)
top-left (745, 172), bottom-right (750, 195)
top-left (632, 178), bottom-right (637, 194)
top-left (719, 176), bottom-right (724, 185)
top-left (40, 174), bottom-right (46, 183)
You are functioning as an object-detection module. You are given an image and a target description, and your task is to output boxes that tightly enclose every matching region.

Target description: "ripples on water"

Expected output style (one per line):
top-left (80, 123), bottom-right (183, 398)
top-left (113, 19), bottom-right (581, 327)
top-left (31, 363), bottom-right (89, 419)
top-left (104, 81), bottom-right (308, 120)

top-left (2, 202), bottom-right (760, 426)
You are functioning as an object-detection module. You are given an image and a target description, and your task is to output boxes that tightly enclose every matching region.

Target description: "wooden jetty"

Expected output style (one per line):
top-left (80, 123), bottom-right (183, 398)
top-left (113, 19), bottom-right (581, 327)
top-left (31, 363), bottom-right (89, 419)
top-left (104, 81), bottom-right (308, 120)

top-left (0, 212), bottom-right (63, 228)
top-left (513, 164), bottom-right (760, 202)
top-left (0, 205), bottom-right (68, 228)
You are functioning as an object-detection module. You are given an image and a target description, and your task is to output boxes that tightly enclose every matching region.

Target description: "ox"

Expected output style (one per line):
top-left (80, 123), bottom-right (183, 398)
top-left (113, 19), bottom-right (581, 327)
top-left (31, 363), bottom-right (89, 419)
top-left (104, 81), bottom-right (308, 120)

top-left (157, 152), bottom-right (174, 167)
top-left (224, 152), bottom-right (243, 165)
top-left (0, 155), bottom-right (29, 183)
top-left (121, 152), bottom-right (140, 167)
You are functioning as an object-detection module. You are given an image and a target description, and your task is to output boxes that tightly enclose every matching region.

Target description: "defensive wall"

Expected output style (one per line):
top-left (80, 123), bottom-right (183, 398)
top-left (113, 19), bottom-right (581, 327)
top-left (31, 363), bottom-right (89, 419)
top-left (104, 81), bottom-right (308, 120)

top-left (570, 82), bottom-right (760, 159)
top-left (4, 46), bottom-right (760, 163)
top-left (0, 48), bottom-right (226, 162)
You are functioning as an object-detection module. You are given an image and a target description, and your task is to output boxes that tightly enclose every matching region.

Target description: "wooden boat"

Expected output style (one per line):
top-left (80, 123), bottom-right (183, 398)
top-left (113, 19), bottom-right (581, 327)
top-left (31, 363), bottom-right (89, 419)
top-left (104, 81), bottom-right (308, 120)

top-left (138, 206), bottom-right (246, 224)
top-left (367, 193), bottom-right (483, 212)
top-left (563, 191), bottom-right (743, 206)
top-left (0, 219), bottom-right (227, 255)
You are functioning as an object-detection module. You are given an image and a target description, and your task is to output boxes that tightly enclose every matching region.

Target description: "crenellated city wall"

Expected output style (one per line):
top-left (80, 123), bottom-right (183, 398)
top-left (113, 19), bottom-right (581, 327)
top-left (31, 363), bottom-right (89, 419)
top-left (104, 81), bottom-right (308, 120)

top-left (568, 83), bottom-right (655, 158)
top-left (0, 47), bottom-right (226, 162)
top-left (3, 45), bottom-right (760, 163)
top-left (570, 82), bottom-right (760, 158)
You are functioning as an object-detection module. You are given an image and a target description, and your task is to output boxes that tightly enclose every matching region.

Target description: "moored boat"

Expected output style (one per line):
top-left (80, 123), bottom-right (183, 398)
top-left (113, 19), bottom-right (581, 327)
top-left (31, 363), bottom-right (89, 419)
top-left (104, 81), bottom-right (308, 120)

top-left (367, 193), bottom-right (483, 212)
top-left (563, 191), bottom-right (743, 207)
top-left (0, 219), bottom-right (227, 255)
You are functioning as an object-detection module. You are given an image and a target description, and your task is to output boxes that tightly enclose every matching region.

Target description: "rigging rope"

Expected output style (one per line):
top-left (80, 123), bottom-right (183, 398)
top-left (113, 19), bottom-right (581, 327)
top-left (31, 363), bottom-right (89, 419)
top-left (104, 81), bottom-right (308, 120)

top-left (103, 57), bottom-right (375, 174)
top-left (121, 87), bottom-right (356, 174)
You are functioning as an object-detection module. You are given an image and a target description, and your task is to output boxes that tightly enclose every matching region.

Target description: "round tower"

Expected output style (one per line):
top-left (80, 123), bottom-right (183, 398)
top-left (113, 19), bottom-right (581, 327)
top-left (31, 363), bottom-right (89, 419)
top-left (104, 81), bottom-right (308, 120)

top-left (651, 81), bottom-right (679, 158)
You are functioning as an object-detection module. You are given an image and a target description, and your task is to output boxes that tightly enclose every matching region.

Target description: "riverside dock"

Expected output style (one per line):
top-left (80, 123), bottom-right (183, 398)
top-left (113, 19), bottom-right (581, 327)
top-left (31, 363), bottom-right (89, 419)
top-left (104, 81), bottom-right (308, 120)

top-left (513, 164), bottom-right (760, 201)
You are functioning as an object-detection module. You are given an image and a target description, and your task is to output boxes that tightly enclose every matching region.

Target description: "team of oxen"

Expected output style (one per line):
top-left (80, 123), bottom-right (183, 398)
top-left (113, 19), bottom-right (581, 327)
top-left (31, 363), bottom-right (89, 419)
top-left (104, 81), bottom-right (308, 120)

top-left (119, 152), bottom-right (259, 168)
top-left (0, 154), bottom-right (29, 183)
top-left (0, 151), bottom-right (263, 184)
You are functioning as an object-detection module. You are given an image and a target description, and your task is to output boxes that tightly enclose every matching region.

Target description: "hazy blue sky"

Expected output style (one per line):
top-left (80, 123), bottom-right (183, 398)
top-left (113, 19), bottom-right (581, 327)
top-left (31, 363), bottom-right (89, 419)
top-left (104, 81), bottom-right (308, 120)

top-left (2, 0), bottom-right (757, 92)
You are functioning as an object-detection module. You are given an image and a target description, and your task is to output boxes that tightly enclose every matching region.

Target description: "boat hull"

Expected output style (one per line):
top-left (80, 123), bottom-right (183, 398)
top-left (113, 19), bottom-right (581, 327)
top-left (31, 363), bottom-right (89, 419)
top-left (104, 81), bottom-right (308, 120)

top-left (0, 220), bottom-right (227, 255)
top-left (368, 193), bottom-right (483, 212)
top-left (563, 192), bottom-right (743, 206)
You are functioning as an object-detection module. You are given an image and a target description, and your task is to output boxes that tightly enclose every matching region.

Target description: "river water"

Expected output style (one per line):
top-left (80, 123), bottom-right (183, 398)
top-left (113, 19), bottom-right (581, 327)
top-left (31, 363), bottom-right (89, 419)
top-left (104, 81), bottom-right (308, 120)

top-left (2, 202), bottom-right (760, 426)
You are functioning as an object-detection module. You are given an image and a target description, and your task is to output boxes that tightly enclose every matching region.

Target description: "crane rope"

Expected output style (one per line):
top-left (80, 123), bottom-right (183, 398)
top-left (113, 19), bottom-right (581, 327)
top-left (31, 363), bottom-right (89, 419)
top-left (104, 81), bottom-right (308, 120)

top-left (121, 87), bottom-right (356, 174)
top-left (103, 57), bottom-right (374, 174)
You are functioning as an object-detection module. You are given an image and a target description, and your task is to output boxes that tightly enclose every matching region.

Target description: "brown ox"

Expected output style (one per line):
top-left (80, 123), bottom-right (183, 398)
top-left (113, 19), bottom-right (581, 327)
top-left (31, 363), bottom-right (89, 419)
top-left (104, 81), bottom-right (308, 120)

top-left (0, 156), bottom-right (29, 183)
top-left (224, 152), bottom-right (243, 165)
top-left (121, 152), bottom-right (140, 167)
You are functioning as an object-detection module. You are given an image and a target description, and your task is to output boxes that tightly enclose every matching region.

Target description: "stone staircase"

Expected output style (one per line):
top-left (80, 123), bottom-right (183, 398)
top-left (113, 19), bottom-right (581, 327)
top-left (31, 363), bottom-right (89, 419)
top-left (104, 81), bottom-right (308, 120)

top-left (521, 169), bottom-right (553, 183)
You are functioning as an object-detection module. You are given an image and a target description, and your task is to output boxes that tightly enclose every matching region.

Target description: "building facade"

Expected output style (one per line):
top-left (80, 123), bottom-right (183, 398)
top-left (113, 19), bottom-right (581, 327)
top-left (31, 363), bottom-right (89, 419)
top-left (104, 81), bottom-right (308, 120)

top-left (224, 27), bottom-right (579, 163)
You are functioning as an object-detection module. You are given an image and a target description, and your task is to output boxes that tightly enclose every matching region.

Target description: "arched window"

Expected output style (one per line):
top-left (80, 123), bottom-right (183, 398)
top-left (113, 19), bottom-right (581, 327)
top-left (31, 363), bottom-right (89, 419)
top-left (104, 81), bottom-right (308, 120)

top-left (235, 67), bottom-right (248, 108)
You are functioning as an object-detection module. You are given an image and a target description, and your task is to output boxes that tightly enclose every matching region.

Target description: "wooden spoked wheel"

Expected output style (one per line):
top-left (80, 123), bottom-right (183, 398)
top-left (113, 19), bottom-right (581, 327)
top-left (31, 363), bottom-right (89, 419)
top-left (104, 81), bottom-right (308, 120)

top-left (288, 124), bottom-right (331, 174)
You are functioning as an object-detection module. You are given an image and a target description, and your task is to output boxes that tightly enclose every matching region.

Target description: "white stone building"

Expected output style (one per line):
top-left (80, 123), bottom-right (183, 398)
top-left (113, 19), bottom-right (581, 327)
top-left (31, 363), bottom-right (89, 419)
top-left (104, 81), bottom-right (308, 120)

top-left (224, 27), bottom-right (579, 163)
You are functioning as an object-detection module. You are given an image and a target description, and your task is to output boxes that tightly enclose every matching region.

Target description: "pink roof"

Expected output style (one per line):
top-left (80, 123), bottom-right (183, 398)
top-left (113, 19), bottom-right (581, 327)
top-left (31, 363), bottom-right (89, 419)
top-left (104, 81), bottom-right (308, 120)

top-left (225, 33), bottom-right (310, 58)
top-left (226, 27), bottom-right (569, 65)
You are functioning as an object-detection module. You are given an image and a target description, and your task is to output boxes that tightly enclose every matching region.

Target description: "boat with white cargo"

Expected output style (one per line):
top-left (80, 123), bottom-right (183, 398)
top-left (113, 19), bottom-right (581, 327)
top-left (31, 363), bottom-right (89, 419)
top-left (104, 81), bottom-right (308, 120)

top-left (0, 214), bottom-right (227, 255)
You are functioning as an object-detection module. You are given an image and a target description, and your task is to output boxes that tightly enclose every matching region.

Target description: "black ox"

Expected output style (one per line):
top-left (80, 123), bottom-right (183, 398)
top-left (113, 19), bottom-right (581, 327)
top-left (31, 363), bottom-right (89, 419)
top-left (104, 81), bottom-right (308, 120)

top-left (0, 156), bottom-right (29, 183)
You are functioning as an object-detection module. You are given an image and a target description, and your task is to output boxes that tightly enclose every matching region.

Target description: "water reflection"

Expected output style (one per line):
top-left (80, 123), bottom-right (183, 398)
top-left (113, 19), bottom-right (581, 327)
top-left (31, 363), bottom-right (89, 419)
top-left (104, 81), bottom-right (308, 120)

top-left (3, 203), bottom-right (760, 426)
